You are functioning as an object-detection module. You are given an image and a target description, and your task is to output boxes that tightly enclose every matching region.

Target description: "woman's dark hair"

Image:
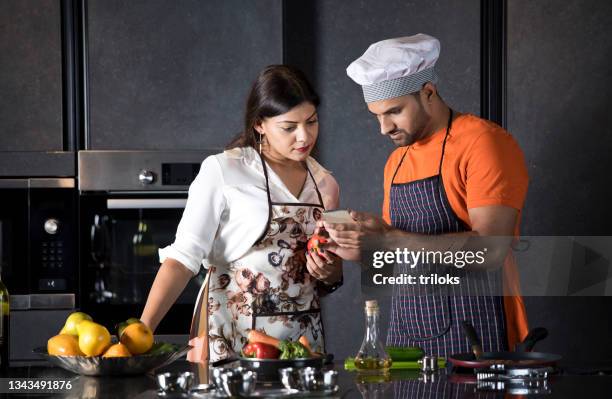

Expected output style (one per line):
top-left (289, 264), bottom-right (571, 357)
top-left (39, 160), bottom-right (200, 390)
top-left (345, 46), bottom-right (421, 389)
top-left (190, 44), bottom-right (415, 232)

top-left (226, 65), bottom-right (320, 150)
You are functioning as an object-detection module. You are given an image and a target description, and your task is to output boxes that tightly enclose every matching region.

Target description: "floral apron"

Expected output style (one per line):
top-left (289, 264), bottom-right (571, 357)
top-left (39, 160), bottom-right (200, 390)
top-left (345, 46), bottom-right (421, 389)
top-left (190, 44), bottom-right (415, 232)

top-left (188, 153), bottom-right (326, 363)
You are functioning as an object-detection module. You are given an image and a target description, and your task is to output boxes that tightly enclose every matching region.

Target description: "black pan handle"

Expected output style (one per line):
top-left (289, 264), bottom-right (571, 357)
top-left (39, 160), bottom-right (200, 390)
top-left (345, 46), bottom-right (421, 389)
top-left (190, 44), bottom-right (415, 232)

top-left (515, 327), bottom-right (548, 352)
top-left (461, 321), bottom-right (483, 359)
top-left (211, 356), bottom-right (239, 368)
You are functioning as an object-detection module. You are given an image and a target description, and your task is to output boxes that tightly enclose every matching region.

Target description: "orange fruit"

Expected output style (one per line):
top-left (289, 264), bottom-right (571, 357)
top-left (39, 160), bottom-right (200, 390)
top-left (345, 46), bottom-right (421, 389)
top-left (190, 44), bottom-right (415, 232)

top-left (102, 343), bottom-right (132, 358)
top-left (120, 322), bottom-right (154, 355)
top-left (48, 334), bottom-right (84, 356)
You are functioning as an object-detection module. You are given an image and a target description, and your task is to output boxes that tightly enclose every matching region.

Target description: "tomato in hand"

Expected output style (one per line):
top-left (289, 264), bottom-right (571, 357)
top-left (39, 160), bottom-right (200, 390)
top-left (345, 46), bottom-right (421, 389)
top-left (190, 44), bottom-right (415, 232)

top-left (307, 230), bottom-right (329, 255)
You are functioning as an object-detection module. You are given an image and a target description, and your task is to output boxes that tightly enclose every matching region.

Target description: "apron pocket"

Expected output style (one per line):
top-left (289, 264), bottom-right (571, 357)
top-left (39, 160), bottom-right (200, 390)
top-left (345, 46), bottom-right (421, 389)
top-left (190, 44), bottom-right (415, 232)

top-left (392, 262), bottom-right (452, 341)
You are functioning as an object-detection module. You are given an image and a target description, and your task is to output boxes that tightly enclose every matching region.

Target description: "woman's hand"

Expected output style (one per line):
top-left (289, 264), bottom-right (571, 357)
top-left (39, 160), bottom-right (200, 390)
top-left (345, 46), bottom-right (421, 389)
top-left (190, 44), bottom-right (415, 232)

top-left (305, 247), bottom-right (342, 285)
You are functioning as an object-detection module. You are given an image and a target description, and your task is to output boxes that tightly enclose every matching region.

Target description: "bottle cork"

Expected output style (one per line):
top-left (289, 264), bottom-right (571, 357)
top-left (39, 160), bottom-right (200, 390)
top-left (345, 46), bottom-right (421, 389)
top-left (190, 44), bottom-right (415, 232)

top-left (365, 300), bottom-right (379, 315)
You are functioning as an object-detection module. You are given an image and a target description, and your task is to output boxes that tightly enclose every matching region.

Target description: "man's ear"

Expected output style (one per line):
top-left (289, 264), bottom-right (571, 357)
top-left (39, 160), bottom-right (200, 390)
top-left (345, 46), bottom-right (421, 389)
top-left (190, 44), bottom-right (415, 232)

top-left (421, 82), bottom-right (438, 103)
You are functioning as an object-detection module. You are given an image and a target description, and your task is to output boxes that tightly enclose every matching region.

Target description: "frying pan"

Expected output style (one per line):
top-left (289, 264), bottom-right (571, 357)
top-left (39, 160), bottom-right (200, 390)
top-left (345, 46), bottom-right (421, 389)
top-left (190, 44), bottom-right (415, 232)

top-left (448, 322), bottom-right (562, 369)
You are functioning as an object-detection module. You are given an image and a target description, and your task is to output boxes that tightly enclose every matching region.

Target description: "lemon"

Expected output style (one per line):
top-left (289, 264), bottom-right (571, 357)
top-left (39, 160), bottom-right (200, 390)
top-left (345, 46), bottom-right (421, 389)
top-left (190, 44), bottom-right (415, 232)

top-left (60, 312), bottom-right (93, 336)
top-left (76, 320), bottom-right (111, 356)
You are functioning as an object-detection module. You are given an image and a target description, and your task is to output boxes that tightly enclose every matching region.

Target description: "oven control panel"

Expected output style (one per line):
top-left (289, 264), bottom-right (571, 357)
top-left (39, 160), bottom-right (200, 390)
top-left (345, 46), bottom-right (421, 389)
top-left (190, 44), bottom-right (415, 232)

top-left (161, 163), bottom-right (200, 186)
top-left (30, 188), bottom-right (76, 294)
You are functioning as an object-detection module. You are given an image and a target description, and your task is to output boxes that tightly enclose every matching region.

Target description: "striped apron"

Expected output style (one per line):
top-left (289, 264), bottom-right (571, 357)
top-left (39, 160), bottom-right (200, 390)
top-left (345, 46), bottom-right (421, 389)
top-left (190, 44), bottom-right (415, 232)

top-left (188, 152), bottom-right (327, 363)
top-left (385, 110), bottom-right (507, 357)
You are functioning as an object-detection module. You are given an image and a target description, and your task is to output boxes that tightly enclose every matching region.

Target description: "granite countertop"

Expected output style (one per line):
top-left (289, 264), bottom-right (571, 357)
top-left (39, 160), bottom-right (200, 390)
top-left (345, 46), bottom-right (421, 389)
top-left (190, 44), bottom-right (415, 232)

top-left (2, 360), bottom-right (612, 398)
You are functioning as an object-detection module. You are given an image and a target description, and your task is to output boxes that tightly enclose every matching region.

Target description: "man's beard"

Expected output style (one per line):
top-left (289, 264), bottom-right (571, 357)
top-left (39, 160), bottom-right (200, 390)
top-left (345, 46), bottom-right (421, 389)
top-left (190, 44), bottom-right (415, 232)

top-left (392, 105), bottom-right (430, 146)
top-left (389, 120), bottom-right (429, 146)
top-left (388, 129), bottom-right (414, 146)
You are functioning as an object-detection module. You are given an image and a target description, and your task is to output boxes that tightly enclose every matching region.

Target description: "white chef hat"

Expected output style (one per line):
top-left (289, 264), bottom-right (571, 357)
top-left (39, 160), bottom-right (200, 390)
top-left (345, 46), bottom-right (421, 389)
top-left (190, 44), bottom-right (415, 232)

top-left (346, 33), bottom-right (441, 103)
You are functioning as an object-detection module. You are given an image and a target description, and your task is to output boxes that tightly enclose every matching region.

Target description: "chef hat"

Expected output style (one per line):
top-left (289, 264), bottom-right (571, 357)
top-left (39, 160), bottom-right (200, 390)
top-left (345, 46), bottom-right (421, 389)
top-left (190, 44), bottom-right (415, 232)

top-left (346, 34), bottom-right (441, 103)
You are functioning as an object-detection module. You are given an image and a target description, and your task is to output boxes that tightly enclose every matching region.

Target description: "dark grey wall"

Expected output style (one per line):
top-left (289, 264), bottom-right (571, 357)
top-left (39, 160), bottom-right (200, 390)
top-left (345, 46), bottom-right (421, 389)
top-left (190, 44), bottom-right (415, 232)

top-left (507, 0), bottom-right (612, 362)
top-left (0, 0), bottom-right (63, 151)
top-left (288, 0), bottom-right (482, 361)
top-left (86, 0), bottom-right (282, 150)
top-left (508, 0), bottom-right (612, 237)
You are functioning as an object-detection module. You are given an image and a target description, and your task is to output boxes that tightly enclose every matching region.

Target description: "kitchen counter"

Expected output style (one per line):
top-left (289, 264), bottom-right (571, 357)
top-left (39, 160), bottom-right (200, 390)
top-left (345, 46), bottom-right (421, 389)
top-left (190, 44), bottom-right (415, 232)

top-left (2, 360), bottom-right (612, 398)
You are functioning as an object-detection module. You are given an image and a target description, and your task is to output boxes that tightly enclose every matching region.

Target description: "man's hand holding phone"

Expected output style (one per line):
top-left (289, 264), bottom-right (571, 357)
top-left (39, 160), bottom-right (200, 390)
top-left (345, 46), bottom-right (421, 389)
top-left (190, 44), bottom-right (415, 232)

top-left (317, 209), bottom-right (393, 261)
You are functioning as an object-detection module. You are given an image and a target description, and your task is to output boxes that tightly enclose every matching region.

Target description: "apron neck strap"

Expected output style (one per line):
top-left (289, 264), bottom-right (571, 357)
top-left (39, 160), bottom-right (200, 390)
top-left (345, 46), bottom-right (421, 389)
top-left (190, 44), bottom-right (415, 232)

top-left (437, 108), bottom-right (454, 176)
top-left (257, 150), bottom-right (324, 208)
top-left (254, 150), bottom-right (325, 246)
top-left (390, 108), bottom-right (454, 185)
top-left (306, 166), bottom-right (325, 208)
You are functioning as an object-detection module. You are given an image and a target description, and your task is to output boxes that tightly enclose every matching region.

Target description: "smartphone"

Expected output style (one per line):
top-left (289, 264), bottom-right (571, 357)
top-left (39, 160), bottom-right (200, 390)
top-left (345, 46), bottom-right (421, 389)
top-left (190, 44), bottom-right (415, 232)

top-left (321, 209), bottom-right (355, 224)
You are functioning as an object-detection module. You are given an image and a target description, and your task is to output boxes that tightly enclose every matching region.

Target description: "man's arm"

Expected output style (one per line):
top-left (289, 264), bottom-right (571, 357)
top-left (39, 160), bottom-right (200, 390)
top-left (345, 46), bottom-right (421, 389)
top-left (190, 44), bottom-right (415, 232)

top-left (322, 206), bottom-right (518, 270)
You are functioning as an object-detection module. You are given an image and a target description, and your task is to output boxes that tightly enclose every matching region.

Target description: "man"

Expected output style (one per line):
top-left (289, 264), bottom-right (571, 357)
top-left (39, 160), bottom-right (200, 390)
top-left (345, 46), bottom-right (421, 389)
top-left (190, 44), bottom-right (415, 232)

top-left (323, 34), bottom-right (529, 356)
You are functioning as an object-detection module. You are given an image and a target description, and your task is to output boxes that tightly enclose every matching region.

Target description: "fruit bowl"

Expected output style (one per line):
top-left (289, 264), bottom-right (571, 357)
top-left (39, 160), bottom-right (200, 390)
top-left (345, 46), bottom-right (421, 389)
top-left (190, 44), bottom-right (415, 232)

top-left (33, 343), bottom-right (191, 376)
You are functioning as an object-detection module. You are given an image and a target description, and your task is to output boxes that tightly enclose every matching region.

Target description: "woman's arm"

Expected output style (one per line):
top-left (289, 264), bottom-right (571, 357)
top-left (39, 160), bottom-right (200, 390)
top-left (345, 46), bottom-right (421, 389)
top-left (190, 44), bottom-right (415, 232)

top-left (142, 156), bottom-right (225, 331)
top-left (140, 258), bottom-right (195, 332)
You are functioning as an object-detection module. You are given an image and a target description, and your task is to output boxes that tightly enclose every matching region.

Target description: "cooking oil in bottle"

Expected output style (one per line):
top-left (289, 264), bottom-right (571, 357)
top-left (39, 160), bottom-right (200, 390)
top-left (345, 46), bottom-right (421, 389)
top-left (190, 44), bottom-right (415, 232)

top-left (0, 269), bottom-right (9, 372)
top-left (354, 357), bottom-right (393, 370)
top-left (354, 300), bottom-right (391, 374)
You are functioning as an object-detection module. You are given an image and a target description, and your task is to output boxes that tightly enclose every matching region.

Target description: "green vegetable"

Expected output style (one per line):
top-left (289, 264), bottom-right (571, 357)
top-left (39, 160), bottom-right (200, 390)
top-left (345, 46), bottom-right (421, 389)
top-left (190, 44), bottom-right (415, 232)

top-left (344, 357), bottom-right (445, 370)
top-left (279, 341), bottom-right (309, 359)
top-left (146, 342), bottom-right (177, 355)
top-left (386, 346), bottom-right (424, 361)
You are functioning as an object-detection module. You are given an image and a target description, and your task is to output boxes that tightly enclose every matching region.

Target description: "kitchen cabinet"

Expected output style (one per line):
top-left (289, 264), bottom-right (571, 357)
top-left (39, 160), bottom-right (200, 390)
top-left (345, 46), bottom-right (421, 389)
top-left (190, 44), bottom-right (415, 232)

top-left (85, 0), bottom-right (283, 150)
top-left (0, 0), bottom-right (73, 176)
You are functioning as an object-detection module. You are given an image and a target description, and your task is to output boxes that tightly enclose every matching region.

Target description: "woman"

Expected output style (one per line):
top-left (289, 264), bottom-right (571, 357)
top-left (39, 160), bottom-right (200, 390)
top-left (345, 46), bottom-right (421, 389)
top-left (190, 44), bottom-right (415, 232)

top-left (140, 65), bottom-right (342, 363)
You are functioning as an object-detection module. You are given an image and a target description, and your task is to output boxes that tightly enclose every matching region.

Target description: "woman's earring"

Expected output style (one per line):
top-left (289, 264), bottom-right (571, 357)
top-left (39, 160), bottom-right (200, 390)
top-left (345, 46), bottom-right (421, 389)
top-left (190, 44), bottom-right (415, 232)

top-left (257, 132), bottom-right (266, 154)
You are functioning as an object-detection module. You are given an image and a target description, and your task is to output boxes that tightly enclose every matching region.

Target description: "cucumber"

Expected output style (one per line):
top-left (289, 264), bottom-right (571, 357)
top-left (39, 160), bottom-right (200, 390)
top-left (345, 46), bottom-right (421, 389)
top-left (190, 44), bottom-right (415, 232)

top-left (386, 346), bottom-right (424, 361)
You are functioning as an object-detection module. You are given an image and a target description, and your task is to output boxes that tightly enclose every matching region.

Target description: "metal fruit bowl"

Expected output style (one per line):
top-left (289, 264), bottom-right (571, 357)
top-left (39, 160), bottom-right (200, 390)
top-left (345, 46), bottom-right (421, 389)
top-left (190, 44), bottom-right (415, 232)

top-left (33, 344), bottom-right (191, 376)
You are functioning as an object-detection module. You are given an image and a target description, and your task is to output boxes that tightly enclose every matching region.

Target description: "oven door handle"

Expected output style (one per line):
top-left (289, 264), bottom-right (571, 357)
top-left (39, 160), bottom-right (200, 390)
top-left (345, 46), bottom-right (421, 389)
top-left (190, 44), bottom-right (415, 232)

top-left (106, 199), bottom-right (188, 209)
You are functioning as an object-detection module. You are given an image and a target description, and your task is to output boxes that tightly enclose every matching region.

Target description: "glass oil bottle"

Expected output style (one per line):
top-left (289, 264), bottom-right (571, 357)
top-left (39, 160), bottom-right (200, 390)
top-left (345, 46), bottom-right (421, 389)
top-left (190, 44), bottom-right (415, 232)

top-left (354, 300), bottom-right (392, 374)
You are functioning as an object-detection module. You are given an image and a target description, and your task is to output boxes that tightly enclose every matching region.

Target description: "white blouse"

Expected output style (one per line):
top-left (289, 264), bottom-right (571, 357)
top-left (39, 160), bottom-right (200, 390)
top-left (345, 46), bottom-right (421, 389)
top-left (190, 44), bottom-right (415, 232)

top-left (159, 146), bottom-right (340, 274)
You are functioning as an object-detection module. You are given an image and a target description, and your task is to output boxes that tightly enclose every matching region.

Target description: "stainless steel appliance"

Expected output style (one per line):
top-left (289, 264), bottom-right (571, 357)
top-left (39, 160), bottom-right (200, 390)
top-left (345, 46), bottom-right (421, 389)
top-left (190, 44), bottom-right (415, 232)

top-left (78, 150), bottom-right (217, 339)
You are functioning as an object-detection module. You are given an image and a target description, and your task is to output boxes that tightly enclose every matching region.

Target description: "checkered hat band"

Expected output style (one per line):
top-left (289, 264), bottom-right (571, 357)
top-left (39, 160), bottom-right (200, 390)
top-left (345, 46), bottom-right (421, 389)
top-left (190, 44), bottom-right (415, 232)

top-left (362, 67), bottom-right (439, 103)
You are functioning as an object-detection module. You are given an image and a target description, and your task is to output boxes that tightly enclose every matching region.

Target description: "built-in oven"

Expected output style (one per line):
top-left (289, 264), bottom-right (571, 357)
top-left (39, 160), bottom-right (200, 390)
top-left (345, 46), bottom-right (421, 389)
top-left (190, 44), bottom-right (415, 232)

top-left (0, 178), bottom-right (77, 363)
top-left (78, 150), bottom-right (217, 339)
top-left (0, 179), bottom-right (78, 295)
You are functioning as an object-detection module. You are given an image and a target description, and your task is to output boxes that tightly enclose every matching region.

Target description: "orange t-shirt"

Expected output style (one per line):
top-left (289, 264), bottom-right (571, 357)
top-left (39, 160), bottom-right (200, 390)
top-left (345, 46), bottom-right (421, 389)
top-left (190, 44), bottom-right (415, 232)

top-left (382, 113), bottom-right (529, 348)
